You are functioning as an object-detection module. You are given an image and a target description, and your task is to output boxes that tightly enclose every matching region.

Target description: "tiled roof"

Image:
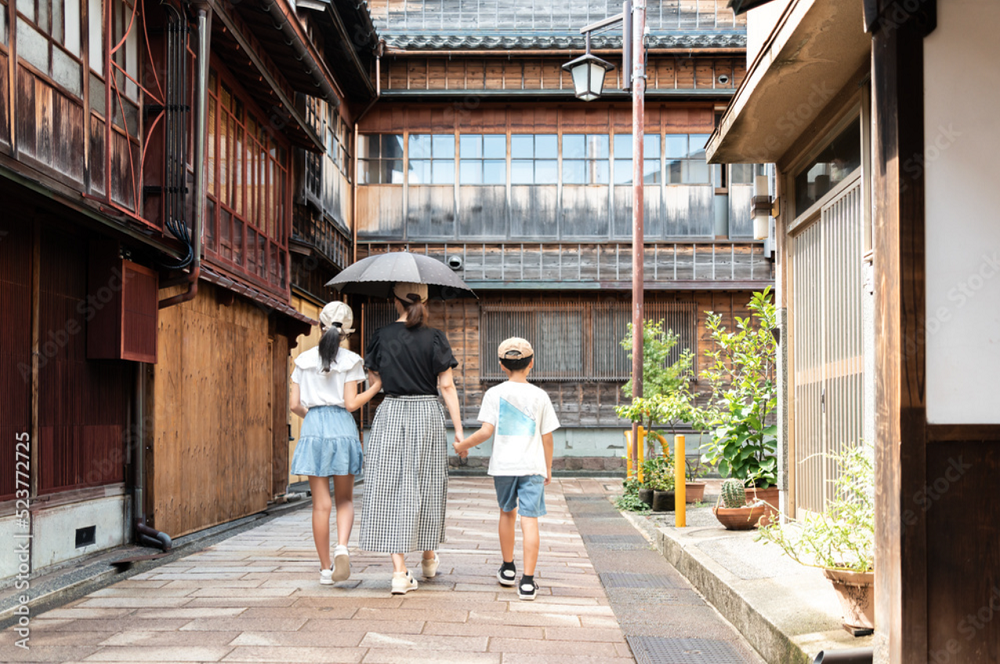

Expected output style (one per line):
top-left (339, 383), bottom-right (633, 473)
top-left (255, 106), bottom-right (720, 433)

top-left (383, 32), bottom-right (746, 50)
top-left (366, 0), bottom-right (747, 51)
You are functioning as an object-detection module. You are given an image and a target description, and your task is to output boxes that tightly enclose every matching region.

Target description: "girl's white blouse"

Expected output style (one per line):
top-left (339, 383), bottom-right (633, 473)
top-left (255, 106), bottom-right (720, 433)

top-left (291, 347), bottom-right (367, 409)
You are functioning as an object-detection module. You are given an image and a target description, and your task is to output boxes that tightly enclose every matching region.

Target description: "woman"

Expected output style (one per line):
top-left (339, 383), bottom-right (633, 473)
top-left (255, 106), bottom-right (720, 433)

top-left (290, 301), bottom-right (382, 586)
top-left (360, 282), bottom-right (464, 595)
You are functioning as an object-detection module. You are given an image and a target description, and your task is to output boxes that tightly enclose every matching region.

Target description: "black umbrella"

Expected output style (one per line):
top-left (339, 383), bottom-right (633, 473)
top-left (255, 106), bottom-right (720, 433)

top-left (326, 252), bottom-right (477, 300)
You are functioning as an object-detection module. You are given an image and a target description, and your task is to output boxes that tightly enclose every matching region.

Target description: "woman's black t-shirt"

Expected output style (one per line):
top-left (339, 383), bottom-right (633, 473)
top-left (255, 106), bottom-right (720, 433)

top-left (364, 323), bottom-right (458, 396)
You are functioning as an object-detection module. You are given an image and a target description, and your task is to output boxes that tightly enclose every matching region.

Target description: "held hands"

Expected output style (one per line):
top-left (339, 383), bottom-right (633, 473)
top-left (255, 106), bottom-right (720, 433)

top-left (453, 436), bottom-right (469, 459)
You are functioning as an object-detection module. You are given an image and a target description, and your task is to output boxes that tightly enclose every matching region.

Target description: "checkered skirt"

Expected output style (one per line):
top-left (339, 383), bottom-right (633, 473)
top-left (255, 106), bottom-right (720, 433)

top-left (359, 395), bottom-right (448, 553)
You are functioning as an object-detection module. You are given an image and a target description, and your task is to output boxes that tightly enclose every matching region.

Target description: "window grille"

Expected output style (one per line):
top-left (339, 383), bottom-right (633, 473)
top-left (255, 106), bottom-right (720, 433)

top-left (359, 134), bottom-right (404, 184)
top-left (665, 134), bottom-right (712, 184)
top-left (614, 134), bottom-right (661, 185)
top-left (459, 134), bottom-right (506, 185)
top-left (511, 134), bottom-right (557, 184)
top-left (479, 301), bottom-right (696, 382)
top-left (562, 134), bottom-right (609, 185)
top-left (409, 134), bottom-right (455, 184)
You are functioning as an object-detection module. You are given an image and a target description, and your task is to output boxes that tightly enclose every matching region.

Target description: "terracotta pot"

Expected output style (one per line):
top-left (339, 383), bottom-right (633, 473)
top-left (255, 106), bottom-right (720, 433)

top-left (713, 504), bottom-right (767, 530)
top-left (652, 490), bottom-right (675, 512)
top-left (745, 486), bottom-right (780, 525)
top-left (638, 487), bottom-right (654, 507)
top-left (685, 482), bottom-right (706, 503)
top-left (823, 568), bottom-right (875, 630)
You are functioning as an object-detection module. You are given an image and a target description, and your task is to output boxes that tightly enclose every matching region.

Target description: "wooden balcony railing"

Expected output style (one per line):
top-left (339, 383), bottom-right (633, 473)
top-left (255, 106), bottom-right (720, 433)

top-left (358, 241), bottom-right (774, 288)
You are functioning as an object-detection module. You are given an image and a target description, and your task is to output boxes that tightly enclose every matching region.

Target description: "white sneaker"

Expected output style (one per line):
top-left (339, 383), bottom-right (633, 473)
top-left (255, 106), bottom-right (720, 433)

top-left (421, 552), bottom-right (440, 579)
top-left (391, 570), bottom-right (418, 595)
top-left (332, 545), bottom-right (351, 582)
top-left (319, 569), bottom-right (334, 585)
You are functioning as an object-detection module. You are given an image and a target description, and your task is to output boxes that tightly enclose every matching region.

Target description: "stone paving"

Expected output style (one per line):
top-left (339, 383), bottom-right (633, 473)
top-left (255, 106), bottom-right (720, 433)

top-left (0, 478), bottom-right (761, 663)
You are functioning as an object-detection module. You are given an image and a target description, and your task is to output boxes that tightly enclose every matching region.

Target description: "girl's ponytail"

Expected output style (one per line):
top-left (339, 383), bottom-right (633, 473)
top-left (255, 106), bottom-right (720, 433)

top-left (403, 295), bottom-right (425, 329)
top-left (318, 324), bottom-right (342, 372)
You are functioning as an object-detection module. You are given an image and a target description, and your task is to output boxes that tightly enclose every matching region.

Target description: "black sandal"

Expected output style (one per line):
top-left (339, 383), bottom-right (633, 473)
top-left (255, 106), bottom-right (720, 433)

top-left (497, 562), bottom-right (517, 587)
top-left (517, 575), bottom-right (538, 600)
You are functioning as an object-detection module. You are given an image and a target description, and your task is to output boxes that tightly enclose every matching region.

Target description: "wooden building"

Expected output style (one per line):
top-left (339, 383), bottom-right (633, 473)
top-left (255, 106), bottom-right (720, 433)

top-left (709, 0), bottom-right (1000, 661)
top-left (0, 0), bottom-right (376, 580)
top-left (350, 0), bottom-right (774, 469)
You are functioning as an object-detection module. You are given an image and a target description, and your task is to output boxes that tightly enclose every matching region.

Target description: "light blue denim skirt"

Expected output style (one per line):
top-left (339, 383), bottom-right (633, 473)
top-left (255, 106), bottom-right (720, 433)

top-left (290, 406), bottom-right (363, 477)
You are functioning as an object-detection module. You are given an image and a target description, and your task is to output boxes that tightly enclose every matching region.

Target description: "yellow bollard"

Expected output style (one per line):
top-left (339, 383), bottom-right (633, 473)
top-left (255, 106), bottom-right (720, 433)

top-left (674, 434), bottom-right (686, 527)
top-left (624, 431), bottom-right (633, 479)
top-left (637, 426), bottom-right (645, 483)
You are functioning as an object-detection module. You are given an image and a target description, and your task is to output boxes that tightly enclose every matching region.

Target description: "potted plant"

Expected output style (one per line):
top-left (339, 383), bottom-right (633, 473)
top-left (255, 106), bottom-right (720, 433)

top-left (712, 478), bottom-right (768, 530)
top-left (684, 457), bottom-right (711, 504)
top-left (645, 457), bottom-right (676, 512)
top-left (615, 477), bottom-right (652, 513)
top-left (701, 288), bottom-right (779, 513)
top-left (756, 442), bottom-right (875, 633)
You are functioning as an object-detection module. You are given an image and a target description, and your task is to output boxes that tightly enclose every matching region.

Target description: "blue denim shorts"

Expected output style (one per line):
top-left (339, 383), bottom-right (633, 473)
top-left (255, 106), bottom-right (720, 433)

top-left (493, 475), bottom-right (547, 518)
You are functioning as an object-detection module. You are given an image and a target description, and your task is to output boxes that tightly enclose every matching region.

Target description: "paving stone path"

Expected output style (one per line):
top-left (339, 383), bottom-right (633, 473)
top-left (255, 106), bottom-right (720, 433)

top-left (0, 478), bottom-right (762, 663)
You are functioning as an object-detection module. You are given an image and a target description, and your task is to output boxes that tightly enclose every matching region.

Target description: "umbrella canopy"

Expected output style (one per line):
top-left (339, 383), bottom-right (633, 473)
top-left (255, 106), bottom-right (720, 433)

top-left (326, 252), bottom-right (477, 300)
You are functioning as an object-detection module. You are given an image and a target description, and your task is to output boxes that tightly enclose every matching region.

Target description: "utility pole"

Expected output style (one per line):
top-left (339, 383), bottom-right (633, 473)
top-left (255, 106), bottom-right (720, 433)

top-left (630, 0), bottom-right (646, 475)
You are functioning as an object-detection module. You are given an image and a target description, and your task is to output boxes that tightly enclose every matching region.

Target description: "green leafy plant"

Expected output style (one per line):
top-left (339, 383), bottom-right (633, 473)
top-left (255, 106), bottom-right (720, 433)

top-left (615, 477), bottom-right (652, 513)
top-left (684, 457), bottom-right (712, 483)
top-left (645, 458), bottom-right (676, 492)
top-left (756, 442), bottom-right (874, 573)
top-left (701, 288), bottom-right (778, 488)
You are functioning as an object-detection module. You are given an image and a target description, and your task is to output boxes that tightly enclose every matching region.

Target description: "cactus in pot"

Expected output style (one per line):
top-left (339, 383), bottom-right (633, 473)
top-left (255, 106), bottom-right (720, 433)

top-left (720, 478), bottom-right (746, 508)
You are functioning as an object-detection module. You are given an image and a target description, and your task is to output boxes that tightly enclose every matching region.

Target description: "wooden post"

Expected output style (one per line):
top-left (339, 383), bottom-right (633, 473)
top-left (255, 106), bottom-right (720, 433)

top-left (674, 434), bottom-right (686, 527)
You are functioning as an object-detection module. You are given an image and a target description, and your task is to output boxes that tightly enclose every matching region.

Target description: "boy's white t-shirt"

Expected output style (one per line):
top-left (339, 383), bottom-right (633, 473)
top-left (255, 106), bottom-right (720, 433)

top-left (477, 381), bottom-right (560, 477)
top-left (291, 347), bottom-right (366, 409)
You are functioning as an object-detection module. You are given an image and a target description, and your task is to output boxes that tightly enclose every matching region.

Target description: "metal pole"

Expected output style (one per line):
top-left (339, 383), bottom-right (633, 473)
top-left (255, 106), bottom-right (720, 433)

top-left (630, 0), bottom-right (646, 476)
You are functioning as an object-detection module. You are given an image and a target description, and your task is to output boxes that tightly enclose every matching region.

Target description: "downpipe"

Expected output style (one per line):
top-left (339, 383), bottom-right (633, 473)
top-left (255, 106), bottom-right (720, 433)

top-left (814, 648), bottom-right (874, 664)
top-left (159, 3), bottom-right (210, 310)
top-left (133, 363), bottom-right (172, 552)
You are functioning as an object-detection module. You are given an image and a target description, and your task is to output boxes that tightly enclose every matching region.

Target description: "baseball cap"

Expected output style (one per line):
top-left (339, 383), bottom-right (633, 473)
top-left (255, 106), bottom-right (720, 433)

top-left (319, 301), bottom-right (355, 334)
top-left (393, 282), bottom-right (428, 304)
top-left (498, 337), bottom-right (533, 360)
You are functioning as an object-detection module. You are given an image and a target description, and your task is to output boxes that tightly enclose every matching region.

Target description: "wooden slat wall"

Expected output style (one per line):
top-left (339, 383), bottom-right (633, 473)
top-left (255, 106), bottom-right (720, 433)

top-left (152, 282), bottom-right (273, 536)
top-left (361, 291), bottom-right (753, 428)
top-left (380, 56), bottom-right (745, 92)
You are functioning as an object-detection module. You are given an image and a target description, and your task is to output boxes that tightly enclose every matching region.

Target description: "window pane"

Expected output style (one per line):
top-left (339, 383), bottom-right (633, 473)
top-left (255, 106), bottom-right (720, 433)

top-left (588, 134), bottom-right (609, 158)
top-left (64, 0), bottom-right (80, 55)
top-left (665, 134), bottom-right (687, 159)
top-left (18, 19), bottom-right (49, 71)
top-left (460, 161), bottom-right (481, 184)
top-left (483, 160), bottom-right (506, 184)
top-left (387, 160), bottom-right (404, 184)
top-left (794, 121), bottom-right (861, 215)
top-left (483, 134), bottom-right (506, 158)
top-left (683, 160), bottom-right (710, 184)
top-left (563, 160), bottom-right (585, 184)
top-left (536, 134), bottom-right (557, 156)
top-left (359, 135), bottom-right (378, 159)
top-left (432, 134), bottom-right (454, 158)
top-left (536, 160), bottom-right (557, 184)
top-left (408, 159), bottom-right (431, 184)
top-left (409, 134), bottom-right (431, 159)
top-left (53, 47), bottom-right (82, 96)
top-left (563, 134), bottom-right (585, 159)
top-left (667, 159), bottom-right (682, 184)
top-left (644, 134), bottom-right (661, 158)
top-left (432, 159), bottom-right (455, 184)
top-left (592, 160), bottom-right (610, 184)
top-left (460, 134), bottom-right (482, 158)
top-left (511, 135), bottom-right (533, 159)
top-left (614, 159), bottom-right (632, 185)
top-left (383, 134), bottom-right (404, 159)
top-left (88, 0), bottom-right (101, 69)
top-left (688, 134), bottom-right (710, 159)
top-left (614, 134), bottom-right (632, 159)
top-left (731, 163), bottom-right (755, 184)
top-left (644, 158), bottom-right (660, 184)
top-left (511, 159), bottom-right (533, 184)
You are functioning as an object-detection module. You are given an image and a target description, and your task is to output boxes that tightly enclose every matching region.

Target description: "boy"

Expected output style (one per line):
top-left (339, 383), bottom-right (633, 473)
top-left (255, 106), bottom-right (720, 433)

top-left (454, 337), bottom-right (560, 600)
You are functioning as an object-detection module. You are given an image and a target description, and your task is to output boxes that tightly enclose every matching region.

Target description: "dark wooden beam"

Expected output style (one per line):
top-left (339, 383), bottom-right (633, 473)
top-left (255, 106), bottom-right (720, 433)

top-left (871, 1), bottom-right (932, 660)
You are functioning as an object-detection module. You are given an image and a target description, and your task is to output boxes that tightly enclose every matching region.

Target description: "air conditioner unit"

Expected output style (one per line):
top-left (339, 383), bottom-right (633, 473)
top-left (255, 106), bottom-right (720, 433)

top-left (87, 240), bottom-right (159, 363)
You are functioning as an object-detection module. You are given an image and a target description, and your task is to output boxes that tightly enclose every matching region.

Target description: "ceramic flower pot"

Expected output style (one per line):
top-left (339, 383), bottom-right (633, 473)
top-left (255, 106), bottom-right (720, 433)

top-left (712, 503), bottom-right (767, 530)
top-left (652, 490), bottom-right (675, 512)
top-left (745, 486), bottom-right (779, 525)
top-left (685, 482), bottom-right (706, 503)
top-left (823, 568), bottom-right (875, 631)
top-left (638, 487), bottom-right (654, 507)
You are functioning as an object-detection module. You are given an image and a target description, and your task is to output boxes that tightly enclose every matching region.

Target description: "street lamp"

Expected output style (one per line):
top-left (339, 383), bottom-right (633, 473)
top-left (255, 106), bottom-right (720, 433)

top-left (565, 0), bottom-right (647, 482)
top-left (561, 34), bottom-right (616, 101)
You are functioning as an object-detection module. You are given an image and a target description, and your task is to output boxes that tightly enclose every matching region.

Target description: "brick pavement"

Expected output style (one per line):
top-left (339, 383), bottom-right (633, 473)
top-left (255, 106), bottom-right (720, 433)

top-left (0, 479), bottom-right (637, 663)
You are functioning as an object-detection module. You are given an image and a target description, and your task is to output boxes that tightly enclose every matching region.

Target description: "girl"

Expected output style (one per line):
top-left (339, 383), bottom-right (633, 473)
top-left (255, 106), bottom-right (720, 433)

top-left (360, 282), bottom-right (464, 595)
top-left (290, 301), bottom-right (381, 585)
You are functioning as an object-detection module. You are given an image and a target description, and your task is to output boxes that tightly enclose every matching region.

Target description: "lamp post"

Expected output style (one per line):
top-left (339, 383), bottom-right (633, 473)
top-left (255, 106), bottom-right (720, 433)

top-left (563, 0), bottom-right (646, 478)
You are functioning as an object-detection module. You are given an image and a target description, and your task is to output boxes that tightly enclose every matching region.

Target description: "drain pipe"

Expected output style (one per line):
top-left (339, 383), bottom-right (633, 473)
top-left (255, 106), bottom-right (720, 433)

top-left (159, 3), bottom-right (211, 310)
top-left (133, 363), bottom-right (172, 551)
top-left (814, 648), bottom-right (873, 663)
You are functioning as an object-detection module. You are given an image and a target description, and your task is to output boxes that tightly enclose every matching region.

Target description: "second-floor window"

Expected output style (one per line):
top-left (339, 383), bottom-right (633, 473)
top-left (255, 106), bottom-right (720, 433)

top-left (408, 134), bottom-right (455, 184)
top-left (562, 134), bottom-right (609, 184)
top-left (614, 134), bottom-right (661, 185)
top-left (358, 134), bottom-right (403, 184)
top-left (19, 0), bottom-right (83, 96)
top-left (459, 134), bottom-right (505, 184)
top-left (511, 134), bottom-right (557, 185)
top-left (666, 134), bottom-right (711, 184)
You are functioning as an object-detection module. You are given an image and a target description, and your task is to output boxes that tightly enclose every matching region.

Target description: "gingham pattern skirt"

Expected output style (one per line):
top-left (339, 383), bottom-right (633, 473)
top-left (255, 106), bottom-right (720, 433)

top-left (359, 396), bottom-right (448, 553)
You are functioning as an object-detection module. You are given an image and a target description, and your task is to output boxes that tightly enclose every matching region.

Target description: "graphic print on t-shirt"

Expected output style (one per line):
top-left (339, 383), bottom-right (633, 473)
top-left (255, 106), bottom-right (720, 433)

top-left (497, 397), bottom-right (537, 437)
